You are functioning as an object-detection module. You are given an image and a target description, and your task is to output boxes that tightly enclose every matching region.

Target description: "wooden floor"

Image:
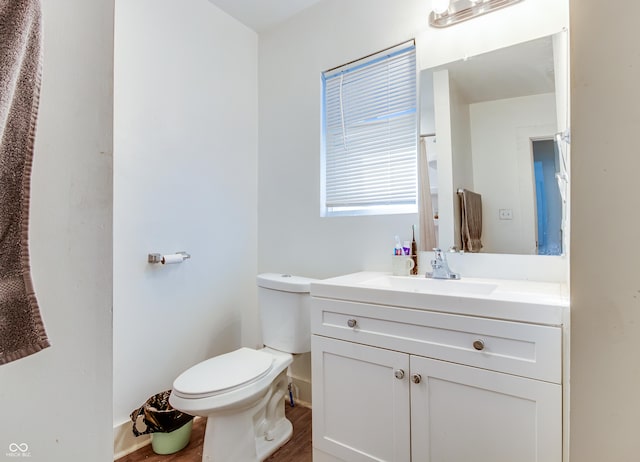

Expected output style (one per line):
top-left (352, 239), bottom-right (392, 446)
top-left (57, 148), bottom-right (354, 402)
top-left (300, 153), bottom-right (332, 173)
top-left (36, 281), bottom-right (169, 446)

top-left (117, 404), bottom-right (312, 462)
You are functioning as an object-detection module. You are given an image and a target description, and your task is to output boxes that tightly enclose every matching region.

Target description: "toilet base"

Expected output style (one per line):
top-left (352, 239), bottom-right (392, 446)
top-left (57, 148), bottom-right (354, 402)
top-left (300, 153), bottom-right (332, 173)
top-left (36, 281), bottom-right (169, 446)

top-left (201, 413), bottom-right (292, 461)
top-left (200, 369), bottom-right (293, 461)
top-left (255, 416), bottom-right (293, 461)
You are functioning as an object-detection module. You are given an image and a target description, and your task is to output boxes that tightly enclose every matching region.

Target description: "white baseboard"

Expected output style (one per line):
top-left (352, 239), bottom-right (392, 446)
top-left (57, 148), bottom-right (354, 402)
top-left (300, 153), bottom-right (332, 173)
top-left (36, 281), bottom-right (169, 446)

top-left (291, 397), bottom-right (312, 408)
top-left (288, 374), bottom-right (312, 406)
top-left (113, 419), bottom-right (150, 460)
top-left (313, 447), bottom-right (343, 461)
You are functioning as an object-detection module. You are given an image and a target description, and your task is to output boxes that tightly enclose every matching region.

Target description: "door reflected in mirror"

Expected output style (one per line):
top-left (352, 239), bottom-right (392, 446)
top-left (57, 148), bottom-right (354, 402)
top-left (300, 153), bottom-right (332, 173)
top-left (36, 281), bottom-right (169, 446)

top-left (532, 138), bottom-right (563, 255)
top-left (420, 32), bottom-right (569, 255)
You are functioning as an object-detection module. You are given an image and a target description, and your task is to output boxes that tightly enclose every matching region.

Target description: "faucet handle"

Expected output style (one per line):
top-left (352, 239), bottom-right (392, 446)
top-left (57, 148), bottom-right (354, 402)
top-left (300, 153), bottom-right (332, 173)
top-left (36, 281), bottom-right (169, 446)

top-left (428, 248), bottom-right (461, 280)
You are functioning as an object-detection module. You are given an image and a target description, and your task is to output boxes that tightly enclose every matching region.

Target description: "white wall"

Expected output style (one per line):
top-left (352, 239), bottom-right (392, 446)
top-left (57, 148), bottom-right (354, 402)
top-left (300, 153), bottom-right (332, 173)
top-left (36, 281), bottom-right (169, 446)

top-left (570, 0), bottom-right (640, 460)
top-left (552, 31), bottom-right (571, 258)
top-left (553, 31), bottom-right (570, 137)
top-left (449, 81), bottom-right (474, 194)
top-left (259, 0), bottom-right (428, 281)
top-left (258, 0), bottom-right (568, 403)
top-left (449, 78), bottom-right (474, 250)
top-left (258, 0), bottom-right (567, 274)
top-left (470, 93), bottom-right (557, 254)
top-left (433, 69), bottom-right (456, 252)
top-left (0, 1), bottom-right (114, 461)
top-left (113, 0), bottom-right (258, 435)
top-left (420, 71), bottom-right (436, 136)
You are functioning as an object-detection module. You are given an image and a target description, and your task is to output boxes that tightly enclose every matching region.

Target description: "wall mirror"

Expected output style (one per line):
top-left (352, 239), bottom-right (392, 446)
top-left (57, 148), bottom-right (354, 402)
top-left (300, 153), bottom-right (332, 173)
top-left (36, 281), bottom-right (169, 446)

top-left (420, 31), bottom-right (569, 255)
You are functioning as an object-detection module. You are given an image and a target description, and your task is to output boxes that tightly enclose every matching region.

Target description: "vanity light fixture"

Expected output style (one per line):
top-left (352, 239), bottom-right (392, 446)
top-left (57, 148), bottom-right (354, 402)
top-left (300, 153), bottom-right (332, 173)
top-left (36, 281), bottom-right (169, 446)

top-left (429, 0), bottom-right (524, 28)
top-left (432, 0), bottom-right (451, 14)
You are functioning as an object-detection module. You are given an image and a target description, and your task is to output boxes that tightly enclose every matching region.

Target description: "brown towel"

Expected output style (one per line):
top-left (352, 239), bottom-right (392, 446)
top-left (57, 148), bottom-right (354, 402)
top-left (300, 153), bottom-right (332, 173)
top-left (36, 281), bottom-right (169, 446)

top-left (459, 189), bottom-right (483, 253)
top-left (0, 0), bottom-right (49, 365)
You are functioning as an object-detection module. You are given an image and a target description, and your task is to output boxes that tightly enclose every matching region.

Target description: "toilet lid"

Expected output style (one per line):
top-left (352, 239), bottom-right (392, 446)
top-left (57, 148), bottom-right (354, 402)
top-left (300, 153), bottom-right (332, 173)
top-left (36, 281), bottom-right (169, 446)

top-left (173, 348), bottom-right (273, 398)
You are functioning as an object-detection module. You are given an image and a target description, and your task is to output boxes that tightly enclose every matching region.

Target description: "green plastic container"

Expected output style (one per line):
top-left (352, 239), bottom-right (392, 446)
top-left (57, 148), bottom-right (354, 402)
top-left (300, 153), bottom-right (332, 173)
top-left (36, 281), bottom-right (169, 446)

top-left (151, 419), bottom-right (193, 455)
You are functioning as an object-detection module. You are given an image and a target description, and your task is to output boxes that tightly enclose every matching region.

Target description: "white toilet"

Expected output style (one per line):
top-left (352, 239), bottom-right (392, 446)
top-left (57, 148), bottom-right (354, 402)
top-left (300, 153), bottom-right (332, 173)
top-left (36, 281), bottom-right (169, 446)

top-left (169, 273), bottom-right (316, 462)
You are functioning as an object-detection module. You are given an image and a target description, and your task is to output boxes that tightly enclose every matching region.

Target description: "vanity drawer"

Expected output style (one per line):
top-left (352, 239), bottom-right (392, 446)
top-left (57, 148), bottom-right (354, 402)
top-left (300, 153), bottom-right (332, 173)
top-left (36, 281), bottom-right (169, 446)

top-left (311, 298), bottom-right (561, 384)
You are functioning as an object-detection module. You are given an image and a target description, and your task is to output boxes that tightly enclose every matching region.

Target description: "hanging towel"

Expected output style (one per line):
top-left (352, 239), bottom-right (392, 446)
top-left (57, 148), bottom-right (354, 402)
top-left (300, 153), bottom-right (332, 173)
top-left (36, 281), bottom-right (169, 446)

top-left (458, 189), bottom-right (483, 253)
top-left (0, 0), bottom-right (49, 365)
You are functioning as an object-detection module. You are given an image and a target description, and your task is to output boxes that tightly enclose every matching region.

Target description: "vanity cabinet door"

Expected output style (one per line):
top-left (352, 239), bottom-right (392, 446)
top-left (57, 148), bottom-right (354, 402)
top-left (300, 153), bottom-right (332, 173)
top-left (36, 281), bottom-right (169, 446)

top-left (410, 355), bottom-right (562, 462)
top-left (311, 335), bottom-right (411, 462)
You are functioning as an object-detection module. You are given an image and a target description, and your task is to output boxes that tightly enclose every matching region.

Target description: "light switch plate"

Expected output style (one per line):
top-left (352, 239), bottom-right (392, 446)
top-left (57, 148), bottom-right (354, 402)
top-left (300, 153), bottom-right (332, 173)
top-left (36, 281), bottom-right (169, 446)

top-left (499, 208), bottom-right (513, 220)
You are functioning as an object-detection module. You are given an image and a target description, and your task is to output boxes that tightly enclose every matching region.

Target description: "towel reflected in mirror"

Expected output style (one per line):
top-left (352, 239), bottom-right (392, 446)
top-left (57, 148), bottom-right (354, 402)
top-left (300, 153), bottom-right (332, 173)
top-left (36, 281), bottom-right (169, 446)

top-left (458, 189), bottom-right (483, 253)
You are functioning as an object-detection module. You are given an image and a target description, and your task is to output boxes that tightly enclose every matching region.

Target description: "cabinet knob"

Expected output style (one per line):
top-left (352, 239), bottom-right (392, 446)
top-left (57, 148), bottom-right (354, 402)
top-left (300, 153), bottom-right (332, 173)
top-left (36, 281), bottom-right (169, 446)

top-left (394, 369), bottom-right (405, 380)
top-left (411, 373), bottom-right (422, 384)
top-left (347, 319), bottom-right (357, 328)
top-left (473, 339), bottom-right (485, 351)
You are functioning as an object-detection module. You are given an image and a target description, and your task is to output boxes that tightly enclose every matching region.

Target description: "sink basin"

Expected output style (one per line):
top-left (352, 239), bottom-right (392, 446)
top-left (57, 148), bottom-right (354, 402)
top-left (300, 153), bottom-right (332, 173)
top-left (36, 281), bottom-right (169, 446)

top-left (357, 275), bottom-right (498, 296)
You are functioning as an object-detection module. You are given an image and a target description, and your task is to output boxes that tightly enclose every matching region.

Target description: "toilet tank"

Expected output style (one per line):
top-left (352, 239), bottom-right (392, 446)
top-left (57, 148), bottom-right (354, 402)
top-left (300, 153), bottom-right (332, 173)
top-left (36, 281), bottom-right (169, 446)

top-left (257, 273), bottom-right (317, 354)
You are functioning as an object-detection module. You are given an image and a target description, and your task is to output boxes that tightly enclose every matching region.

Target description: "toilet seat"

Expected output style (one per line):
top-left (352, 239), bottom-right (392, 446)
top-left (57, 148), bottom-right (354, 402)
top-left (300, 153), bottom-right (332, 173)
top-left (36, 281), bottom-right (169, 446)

top-left (173, 348), bottom-right (274, 399)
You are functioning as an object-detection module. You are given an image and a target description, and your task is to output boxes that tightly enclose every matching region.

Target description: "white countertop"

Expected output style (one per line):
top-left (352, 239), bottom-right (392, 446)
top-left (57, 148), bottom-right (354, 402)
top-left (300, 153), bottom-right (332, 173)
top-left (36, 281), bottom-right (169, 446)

top-left (310, 272), bottom-right (569, 326)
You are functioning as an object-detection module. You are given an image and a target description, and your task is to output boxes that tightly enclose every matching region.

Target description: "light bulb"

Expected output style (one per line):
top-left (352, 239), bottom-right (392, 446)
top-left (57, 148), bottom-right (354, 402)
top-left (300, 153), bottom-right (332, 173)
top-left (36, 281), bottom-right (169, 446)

top-left (432, 0), bottom-right (450, 14)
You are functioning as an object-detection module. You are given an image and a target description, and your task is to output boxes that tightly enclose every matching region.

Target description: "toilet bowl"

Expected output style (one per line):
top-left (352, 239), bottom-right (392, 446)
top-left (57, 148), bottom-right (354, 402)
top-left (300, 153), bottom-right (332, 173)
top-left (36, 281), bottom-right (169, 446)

top-left (170, 347), bottom-right (293, 461)
top-left (169, 273), bottom-right (316, 462)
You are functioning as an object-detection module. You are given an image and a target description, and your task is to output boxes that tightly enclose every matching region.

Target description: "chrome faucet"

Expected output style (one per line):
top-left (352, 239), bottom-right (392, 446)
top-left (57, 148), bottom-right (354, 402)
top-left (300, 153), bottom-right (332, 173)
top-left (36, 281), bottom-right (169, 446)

top-left (427, 248), bottom-right (460, 280)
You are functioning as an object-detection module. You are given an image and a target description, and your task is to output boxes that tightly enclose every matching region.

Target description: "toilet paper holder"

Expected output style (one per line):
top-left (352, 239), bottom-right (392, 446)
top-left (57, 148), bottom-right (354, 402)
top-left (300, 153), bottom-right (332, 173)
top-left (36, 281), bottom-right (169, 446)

top-left (148, 251), bottom-right (191, 264)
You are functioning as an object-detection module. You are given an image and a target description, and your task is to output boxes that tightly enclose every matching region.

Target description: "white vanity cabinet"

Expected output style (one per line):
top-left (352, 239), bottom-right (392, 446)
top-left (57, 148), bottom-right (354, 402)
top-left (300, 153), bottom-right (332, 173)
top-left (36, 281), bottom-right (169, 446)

top-left (312, 335), bottom-right (411, 461)
top-left (311, 296), bottom-right (563, 462)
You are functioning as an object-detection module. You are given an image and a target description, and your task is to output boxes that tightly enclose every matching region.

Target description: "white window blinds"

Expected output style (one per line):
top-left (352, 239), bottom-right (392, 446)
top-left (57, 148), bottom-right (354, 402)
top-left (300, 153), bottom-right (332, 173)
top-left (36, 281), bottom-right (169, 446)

top-left (321, 41), bottom-right (417, 216)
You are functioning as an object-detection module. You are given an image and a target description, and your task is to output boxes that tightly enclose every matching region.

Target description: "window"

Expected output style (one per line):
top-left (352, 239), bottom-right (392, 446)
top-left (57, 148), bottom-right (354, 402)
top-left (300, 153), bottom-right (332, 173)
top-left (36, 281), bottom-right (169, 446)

top-left (321, 41), bottom-right (417, 216)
